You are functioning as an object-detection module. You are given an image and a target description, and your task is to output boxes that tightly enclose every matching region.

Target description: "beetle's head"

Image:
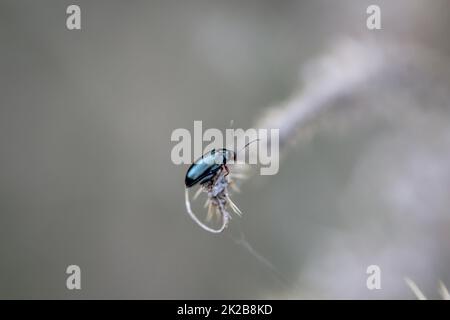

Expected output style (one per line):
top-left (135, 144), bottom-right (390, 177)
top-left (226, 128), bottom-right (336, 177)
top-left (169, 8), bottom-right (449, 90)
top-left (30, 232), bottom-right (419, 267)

top-left (222, 149), bottom-right (236, 163)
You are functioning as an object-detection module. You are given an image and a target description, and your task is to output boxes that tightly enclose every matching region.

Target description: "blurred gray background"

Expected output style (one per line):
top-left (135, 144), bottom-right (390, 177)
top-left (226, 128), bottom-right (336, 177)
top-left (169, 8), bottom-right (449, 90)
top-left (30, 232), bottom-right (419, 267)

top-left (1, 0), bottom-right (450, 299)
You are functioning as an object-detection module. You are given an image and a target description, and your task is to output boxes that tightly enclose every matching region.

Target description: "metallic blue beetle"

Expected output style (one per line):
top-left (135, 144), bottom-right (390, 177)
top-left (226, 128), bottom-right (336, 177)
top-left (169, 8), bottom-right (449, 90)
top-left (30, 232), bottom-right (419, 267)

top-left (185, 148), bottom-right (236, 188)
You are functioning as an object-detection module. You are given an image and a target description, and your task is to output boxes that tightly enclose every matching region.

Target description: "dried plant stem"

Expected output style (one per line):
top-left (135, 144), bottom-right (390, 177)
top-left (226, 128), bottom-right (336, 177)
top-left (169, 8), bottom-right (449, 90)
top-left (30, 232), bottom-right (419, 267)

top-left (184, 172), bottom-right (242, 233)
top-left (185, 187), bottom-right (230, 233)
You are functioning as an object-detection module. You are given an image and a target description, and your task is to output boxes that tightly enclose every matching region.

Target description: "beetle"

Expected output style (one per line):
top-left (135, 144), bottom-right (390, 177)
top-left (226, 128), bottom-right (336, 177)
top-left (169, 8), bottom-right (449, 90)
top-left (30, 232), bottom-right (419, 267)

top-left (185, 148), bottom-right (236, 188)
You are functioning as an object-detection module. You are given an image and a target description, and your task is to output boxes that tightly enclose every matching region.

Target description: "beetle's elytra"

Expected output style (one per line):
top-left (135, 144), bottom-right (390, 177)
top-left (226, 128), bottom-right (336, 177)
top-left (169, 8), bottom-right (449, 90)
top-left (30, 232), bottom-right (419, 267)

top-left (185, 148), bottom-right (236, 188)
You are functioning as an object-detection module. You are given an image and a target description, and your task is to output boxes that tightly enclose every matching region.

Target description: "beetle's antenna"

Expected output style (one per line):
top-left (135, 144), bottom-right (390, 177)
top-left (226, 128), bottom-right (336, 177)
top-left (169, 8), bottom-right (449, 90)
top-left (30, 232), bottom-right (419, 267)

top-left (231, 138), bottom-right (260, 164)
top-left (237, 138), bottom-right (260, 154)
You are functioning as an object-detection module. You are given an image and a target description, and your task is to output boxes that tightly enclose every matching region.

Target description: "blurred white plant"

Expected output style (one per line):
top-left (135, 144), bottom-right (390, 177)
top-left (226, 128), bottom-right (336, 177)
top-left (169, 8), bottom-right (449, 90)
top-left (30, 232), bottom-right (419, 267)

top-left (248, 38), bottom-right (450, 299)
top-left (405, 278), bottom-right (450, 300)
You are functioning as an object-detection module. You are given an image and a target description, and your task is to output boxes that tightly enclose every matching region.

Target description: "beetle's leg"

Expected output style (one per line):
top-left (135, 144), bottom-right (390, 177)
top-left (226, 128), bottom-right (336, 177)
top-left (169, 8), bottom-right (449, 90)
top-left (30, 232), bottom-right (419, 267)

top-left (206, 168), bottom-right (226, 190)
top-left (222, 164), bottom-right (230, 177)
